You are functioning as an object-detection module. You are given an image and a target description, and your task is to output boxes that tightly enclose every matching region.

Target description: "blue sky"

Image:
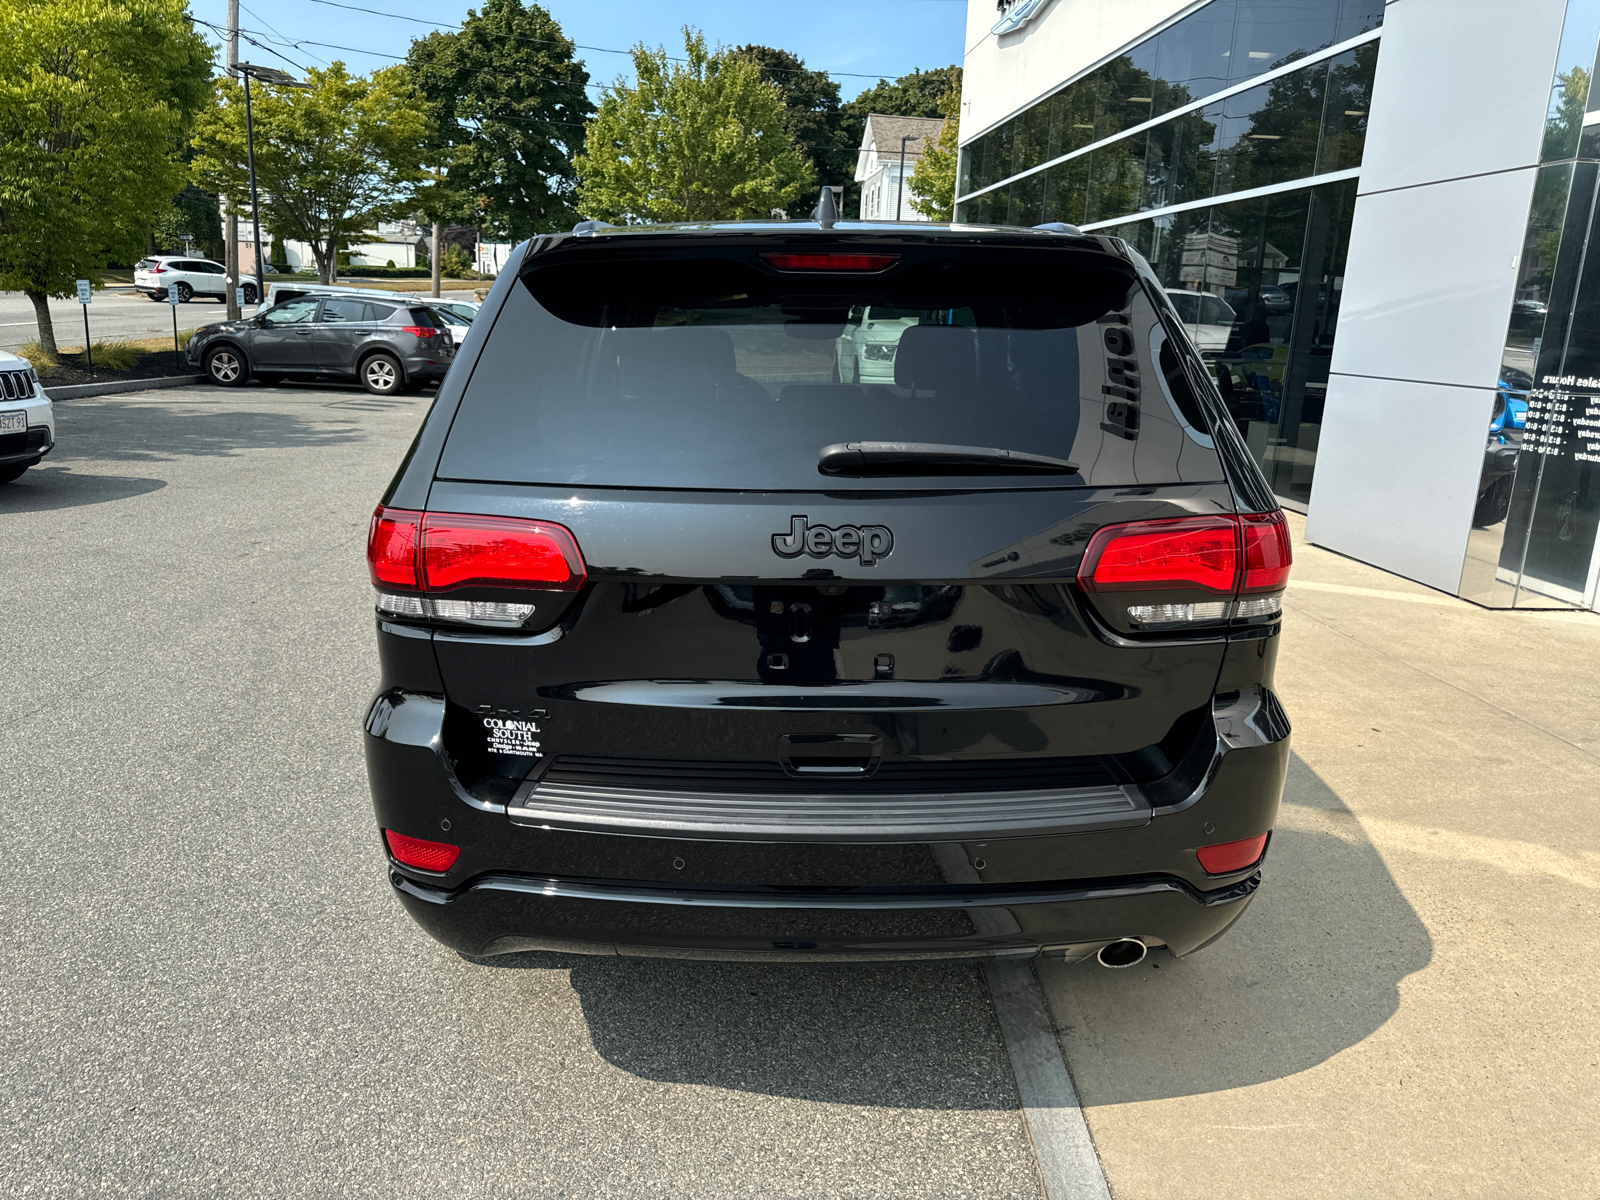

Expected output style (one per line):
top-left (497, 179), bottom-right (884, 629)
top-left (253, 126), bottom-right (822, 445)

top-left (193, 0), bottom-right (968, 102)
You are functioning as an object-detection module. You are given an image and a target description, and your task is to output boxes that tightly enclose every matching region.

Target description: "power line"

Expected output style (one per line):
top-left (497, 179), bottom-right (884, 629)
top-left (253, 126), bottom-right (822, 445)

top-left (303, 0), bottom-right (922, 81)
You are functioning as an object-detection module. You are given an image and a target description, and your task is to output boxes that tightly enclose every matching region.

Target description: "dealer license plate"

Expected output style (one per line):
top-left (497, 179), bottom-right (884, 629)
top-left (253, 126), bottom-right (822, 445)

top-left (0, 411), bottom-right (25, 435)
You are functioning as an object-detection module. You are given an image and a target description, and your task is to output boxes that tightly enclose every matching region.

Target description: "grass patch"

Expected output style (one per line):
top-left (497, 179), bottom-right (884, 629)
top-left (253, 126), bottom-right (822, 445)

top-left (87, 340), bottom-right (143, 371)
top-left (15, 340), bottom-right (59, 377)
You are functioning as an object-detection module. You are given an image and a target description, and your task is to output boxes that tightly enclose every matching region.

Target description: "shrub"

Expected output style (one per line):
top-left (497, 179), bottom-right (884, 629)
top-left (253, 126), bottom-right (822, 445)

top-left (16, 340), bottom-right (58, 376)
top-left (386, 259), bottom-right (395, 268)
top-left (87, 340), bottom-right (143, 371)
top-left (441, 245), bottom-right (473, 279)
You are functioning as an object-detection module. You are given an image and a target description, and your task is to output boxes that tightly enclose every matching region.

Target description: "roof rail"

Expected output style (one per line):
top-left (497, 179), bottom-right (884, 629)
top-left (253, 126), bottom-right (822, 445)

top-left (1033, 221), bottom-right (1082, 235)
top-left (571, 219), bottom-right (615, 235)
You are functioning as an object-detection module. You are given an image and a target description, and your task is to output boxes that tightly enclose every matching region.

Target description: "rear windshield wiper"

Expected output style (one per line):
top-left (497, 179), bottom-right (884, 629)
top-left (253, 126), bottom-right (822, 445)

top-left (818, 441), bottom-right (1079, 476)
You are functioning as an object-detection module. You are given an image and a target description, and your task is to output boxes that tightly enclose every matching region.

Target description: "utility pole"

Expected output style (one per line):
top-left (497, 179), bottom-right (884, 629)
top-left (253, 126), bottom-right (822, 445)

top-left (895, 134), bottom-right (914, 222)
top-left (224, 0), bottom-right (241, 318)
top-left (431, 220), bottom-right (441, 299)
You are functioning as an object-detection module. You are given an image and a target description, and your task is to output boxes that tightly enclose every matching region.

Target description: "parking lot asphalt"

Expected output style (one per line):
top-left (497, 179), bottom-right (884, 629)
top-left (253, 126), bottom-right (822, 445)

top-left (0, 385), bottom-right (1050, 1198)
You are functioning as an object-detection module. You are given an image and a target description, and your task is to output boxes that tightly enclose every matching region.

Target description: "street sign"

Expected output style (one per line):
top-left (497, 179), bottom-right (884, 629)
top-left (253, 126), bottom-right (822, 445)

top-left (168, 287), bottom-right (182, 306)
top-left (77, 280), bottom-right (93, 370)
top-left (236, 287), bottom-right (246, 307)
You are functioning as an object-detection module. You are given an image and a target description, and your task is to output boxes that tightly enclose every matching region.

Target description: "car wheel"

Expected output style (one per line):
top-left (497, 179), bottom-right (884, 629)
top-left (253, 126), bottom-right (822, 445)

top-left (175, 281), bottom-right (193, 303)
top-left (1473, 474), bottom-right (1513, 528)
top-left (360, 352), bottom-right (403, 395)
top-left (0, 462), bottom-right (29, 485)
top-left (149, 290), bottom-right (166, 302)
top-left (203, 345), bottom-right (247, 387)
top-left (241, 282), bottom-right (258, 305)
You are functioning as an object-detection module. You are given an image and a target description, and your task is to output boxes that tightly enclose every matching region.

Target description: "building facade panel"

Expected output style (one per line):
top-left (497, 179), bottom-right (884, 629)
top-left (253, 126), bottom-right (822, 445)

top-left (1353, 0), bottom-right (1567, 195)
top-left (1304, 373), bottom-right (1494, 590)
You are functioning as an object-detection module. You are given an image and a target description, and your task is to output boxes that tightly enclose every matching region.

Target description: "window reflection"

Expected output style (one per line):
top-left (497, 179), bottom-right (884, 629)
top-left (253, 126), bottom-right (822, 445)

top-left (1104, 179), bottom-right (1356, 505)
top-left (970, 45), bottom-right (1375, 229)
top-left (959, 0), bottom-right (1383, 197)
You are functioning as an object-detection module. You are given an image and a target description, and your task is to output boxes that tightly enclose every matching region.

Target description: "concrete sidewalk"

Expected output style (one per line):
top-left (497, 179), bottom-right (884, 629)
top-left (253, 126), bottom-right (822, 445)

top-left (1037, 514), bottom-right (1600, 1198)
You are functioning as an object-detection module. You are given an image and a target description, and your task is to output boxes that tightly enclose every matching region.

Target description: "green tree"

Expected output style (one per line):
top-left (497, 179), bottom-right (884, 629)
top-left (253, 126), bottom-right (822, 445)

top-left (191, 63), bottom-right (429, 284)
top-left (1543, 64), bottom-right (1590, 162)
top-left (730, 45), bottom-right (854, 217)
top-left (406, 0), bottom-right (593, 241)
top-left (909, 78), bottom-right (961, 221)
top-left (576, 29), bottom-right (814, 224)
top-left (0, 0), bottom-right (211, 355)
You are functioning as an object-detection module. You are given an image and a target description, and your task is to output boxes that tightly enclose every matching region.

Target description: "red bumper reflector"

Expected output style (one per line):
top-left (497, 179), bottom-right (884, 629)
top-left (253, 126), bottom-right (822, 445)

top-left (366, 507), bottom-right (587, 593)
top-left (760, 252), bottom-right (900, 272)
top-left (384, 830), bottom-right (460, 872)
top-left (1196, 833), bottom-right (1269, 875)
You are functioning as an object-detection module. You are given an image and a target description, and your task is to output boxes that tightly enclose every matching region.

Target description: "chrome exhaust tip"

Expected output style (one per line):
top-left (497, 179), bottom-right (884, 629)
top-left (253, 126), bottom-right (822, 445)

top-left (1096, 938), bottom-right (1148, 969)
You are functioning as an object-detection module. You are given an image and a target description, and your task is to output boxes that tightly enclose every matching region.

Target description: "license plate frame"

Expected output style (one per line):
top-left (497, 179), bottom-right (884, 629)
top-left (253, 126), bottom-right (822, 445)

top-left (0, 410), bottom-right (26, 435)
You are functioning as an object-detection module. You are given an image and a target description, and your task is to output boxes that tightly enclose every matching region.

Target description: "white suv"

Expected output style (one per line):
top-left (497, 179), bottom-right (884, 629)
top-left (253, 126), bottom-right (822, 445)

top-left (0, 350), bottom-right (55, 485)
top-left (135, 256), bottom-right (259, 305)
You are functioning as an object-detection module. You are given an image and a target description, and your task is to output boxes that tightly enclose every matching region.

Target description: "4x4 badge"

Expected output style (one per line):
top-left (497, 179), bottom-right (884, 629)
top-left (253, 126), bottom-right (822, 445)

top-left (772, 515), bottom-right (894, 566)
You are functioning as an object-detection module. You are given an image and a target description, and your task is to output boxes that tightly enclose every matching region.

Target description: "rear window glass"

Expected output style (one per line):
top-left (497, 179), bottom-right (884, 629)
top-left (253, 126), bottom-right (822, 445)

top-left (365, 302), bottom-right (397, 321)
top-left (136, 259), bottom-right (158, 270)
top-left (406, 307), bottom-right (437, 326)
top-left (441, 245), bottom-right (1225, 489)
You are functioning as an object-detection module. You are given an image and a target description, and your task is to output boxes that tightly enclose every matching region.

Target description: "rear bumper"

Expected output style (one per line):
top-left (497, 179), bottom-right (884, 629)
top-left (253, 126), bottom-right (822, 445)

top-left (366, 680), bottom-right (1289, 962)
top-left (389, 864), bottom-right (1260, 962)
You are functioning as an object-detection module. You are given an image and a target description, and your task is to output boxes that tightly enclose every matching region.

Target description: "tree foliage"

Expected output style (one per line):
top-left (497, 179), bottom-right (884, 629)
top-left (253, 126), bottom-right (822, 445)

top-left (191, 63), bottom-right (429, 283)
top-left (152, 183), bottom-right (224, 259)
top-left (0, 0), bottom-right (212, 353)
top-left (730, 45), bottom-right (854, 217)
top-left (576, 29), bottom-right (814, 224)
top-left (406, 0), bottom-right (593, 241)
top-left (909, 77), bottom-right (961, 221)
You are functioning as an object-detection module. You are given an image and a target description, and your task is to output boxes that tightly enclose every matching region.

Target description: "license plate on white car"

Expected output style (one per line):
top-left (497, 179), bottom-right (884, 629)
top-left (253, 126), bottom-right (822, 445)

top-left (0, 410), bottom-right (25, 434)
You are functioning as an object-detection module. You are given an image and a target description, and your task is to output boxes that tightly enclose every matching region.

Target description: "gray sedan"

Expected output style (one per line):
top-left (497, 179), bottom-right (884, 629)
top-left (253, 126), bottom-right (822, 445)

top-left (186, 294), bottom-right (455, 394)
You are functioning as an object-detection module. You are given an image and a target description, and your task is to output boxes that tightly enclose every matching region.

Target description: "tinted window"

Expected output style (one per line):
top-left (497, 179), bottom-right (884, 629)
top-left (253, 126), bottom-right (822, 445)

top-left (263, 298), bottom-right (318, 325)
top-left (136, 259), bottom-right (158, 270)
top-left (365, 303), bottom-right (398, 322)
top-left (322, 298), bottom-right (367, 322)
top-left (407, 307), bottom-right (439, 327)
top-left (440, 246), bottom-right (1224, 490)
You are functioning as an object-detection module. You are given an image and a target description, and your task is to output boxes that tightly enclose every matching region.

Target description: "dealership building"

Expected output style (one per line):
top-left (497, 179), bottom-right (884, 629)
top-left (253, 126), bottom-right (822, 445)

top-left (958, 0), bottom-right (1600, 610)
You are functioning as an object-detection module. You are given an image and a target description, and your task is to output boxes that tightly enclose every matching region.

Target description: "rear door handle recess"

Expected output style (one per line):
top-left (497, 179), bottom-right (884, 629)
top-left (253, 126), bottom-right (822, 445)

top-left (779, 732), bottom-right (883, 777)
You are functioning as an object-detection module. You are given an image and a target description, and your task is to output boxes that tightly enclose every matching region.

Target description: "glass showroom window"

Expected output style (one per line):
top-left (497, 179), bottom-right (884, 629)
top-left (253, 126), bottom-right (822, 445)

top-left (1461, 0), bottom-right (1600, 608)
top-left (958, 44), bottom-right (1374, 228)
top-left (959, 0), bottom-right (1384, 198)
top-left (1103, 178), bottom-right (1358, 507)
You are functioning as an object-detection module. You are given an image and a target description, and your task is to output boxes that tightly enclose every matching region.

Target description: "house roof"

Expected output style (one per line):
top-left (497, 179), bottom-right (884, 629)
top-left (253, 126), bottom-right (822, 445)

top-left (859, 113), bottom-right (946, 160)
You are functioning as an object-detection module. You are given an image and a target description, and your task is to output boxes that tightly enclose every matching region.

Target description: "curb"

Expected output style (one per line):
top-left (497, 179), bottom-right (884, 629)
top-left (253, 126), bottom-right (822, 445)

top-left (45, 374), bottom-right (205, 401)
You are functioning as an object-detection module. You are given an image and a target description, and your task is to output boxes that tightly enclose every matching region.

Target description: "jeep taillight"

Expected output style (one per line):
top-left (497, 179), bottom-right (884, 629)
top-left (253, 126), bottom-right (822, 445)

top-left (1077, 511), bottom-right (1291, 631)
top-left (401, 325), bottom-right (438, 338)
top-left (366, 507), bottom-right (587, 628)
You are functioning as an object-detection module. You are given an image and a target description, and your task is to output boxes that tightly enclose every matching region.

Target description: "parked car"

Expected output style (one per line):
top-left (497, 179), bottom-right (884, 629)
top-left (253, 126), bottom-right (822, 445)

top-left (1165, 288), bottom-right (1237, 355)
top-left (185, 292), bottom-right (454, 394)
top-left (134, 256), bottom-right (255, 305)
top-left (0, 350), bottom-right (55, 484)
top-left (362, 214), bottom-right (1293, 968)
top-left (264, 281), bottom-right (412, 310)
top-left (419, 300), bottom-right (481, 346)
top-left (836, 305), bottom-right (924, 383)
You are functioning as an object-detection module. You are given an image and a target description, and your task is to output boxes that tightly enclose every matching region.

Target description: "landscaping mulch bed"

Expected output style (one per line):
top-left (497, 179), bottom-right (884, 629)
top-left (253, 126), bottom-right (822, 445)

top-left (35, 349), bottom-right (194, 390)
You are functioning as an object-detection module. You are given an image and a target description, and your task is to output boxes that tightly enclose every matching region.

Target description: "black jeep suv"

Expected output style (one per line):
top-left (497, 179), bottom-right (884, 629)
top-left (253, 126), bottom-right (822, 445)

top-left (363, 217), bottom-right (1291, 966)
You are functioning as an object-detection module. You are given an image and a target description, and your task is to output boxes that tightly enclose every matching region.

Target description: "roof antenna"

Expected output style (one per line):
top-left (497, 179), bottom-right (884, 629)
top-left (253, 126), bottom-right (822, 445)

top-left (813, 186), bottom-right (840, 229)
